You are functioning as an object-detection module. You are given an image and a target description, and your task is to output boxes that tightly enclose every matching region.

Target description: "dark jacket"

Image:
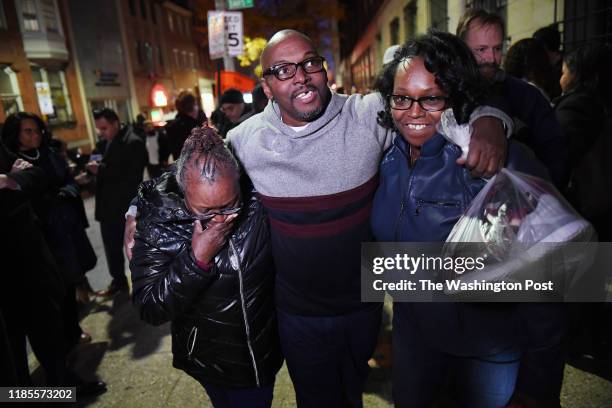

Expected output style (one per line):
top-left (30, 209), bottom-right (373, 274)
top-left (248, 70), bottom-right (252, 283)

top-left (489, 73), bottom-right (569, 188)
top-left (218, 105), bottom-right (254, 138)
top-left (165, 113), bottom-right (203, 161)
top-left (372, 132), bottom-right (553, 357)
top-left (554, 89), bottom-right (612, 225)
top-left (130, 172), bottom-right (282, 388)
top-left (0, 143), bottom-right (64, 304)
top-left (15, 146), bottom-right (96, 283)
top-left (554, 89), bottom-right (607, 165)
top-left (93, 126), bottom-right (147, 222)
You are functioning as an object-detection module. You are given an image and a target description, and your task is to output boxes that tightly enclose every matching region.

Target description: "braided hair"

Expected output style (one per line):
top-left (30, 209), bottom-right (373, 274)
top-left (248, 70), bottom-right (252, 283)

top-left (175, 125), bottom-right (239, 191)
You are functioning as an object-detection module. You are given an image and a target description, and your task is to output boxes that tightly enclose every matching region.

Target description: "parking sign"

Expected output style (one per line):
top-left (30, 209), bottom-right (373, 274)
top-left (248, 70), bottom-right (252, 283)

top-left (224, 12), bottom-right (243, 56)
top-left (207, 11), bottom-right (225, 59)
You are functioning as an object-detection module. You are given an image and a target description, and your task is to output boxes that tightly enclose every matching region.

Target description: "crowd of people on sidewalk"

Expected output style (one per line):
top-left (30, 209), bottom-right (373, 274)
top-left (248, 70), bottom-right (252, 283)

top-left (0, 114), bottom-right (106, 396)
top-left (1, 6), bottom-right (611, 408)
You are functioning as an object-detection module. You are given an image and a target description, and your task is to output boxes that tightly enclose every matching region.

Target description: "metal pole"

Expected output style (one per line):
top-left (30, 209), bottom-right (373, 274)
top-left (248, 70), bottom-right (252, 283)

top-left (215, 0), bottom-right (236, 72)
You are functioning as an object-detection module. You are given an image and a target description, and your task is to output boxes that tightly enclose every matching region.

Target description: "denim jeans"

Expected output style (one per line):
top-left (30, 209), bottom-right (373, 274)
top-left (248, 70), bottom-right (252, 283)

top-left (393, 304), bottom-right (522, 408)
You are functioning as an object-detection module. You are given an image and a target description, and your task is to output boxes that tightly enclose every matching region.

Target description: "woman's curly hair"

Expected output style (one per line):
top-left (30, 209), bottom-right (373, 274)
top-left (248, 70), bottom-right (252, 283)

top-left (1, 112), bottom-right (52, 153)
top-left (175, 125), bottom-right (239, 191)
top-left (376, 30), bottom-right (486, 130)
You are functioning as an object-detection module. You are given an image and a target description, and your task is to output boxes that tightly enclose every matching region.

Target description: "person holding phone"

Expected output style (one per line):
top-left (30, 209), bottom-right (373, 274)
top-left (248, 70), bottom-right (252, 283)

top-left (87, 108), bottom-right (147, 297)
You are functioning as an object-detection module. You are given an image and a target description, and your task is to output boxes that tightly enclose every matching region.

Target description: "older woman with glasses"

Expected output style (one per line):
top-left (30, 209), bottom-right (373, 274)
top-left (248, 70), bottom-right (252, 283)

top-left (129, 126), bottom-right (282, 408)
top-left (371, 31), bottom-right (550, 408)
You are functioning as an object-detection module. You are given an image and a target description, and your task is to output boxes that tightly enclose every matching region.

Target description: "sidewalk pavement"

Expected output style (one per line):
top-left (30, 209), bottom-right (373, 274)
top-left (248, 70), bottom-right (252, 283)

top-left (30, 197), bottom-right (612, 407)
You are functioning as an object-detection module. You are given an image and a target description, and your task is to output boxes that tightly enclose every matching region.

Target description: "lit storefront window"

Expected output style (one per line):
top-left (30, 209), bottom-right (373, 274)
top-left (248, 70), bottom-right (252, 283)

top-left (31, 66), bottom-right (74, 125)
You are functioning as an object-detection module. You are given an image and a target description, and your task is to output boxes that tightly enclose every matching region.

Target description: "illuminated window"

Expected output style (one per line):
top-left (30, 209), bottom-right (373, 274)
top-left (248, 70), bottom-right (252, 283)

top-left (40, 0), bottom-right (60, 33)
top-left (0, 66), bottom-right (24, 116)
top-left (31, 66), bottom-right (74, 125)
top-left (22, 0), bottom-right (40, 32)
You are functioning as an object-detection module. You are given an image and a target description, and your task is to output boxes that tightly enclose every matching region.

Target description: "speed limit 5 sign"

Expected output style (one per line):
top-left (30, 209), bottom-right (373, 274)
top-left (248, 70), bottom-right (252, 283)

top-left (207, 11), bottom-right (244, 59)
top-left (224, 11), bottom-right (243, 56)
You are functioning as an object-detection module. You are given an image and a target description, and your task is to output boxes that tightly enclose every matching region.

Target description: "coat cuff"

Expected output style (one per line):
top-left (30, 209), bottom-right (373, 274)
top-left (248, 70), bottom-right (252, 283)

top-left (469, 106), bottom-right (514, 138)
top-left (188, 250), bottom-right (214, 275)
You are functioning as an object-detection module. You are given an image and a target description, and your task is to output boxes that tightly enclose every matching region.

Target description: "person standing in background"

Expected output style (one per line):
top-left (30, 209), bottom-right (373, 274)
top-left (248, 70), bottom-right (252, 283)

top-left (251, 83), bottom-right (269, 114)
top-left (144, 121), bottom-right (164, 179)
top-left (87, 108), bottom-right (147, 297)
top-left (217, 88), bottom-right (253, 137)
top-left (165, 91), bottom-right (205, 162)
top-left (456, 9), bottom-right (569, 188)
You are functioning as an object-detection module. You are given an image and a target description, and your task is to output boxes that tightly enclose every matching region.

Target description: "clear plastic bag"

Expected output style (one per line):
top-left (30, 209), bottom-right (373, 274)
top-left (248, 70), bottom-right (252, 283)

top-left (442, 169), bottom-right (596, 294)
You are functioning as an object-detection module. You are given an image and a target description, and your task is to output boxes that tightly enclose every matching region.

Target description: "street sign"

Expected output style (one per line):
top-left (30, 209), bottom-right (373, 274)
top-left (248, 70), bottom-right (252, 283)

top-left (207, 11), bottom-right (243, 59)
top-left (207, 11), bottom-right (225, 60)
top-left (224, 11), bottom-right (244, 56)
top-left (227, 0), bottom-right (253, 10)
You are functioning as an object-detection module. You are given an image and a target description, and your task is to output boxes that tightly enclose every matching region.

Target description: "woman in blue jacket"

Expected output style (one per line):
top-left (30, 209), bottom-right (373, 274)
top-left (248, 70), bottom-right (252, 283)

top-left (371, 31), bottom-right (550, 407)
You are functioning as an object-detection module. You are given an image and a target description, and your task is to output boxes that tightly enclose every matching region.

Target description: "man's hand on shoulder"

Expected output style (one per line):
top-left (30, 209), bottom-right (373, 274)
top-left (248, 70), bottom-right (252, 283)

top-left (459, 116), bottom-right (507, 178)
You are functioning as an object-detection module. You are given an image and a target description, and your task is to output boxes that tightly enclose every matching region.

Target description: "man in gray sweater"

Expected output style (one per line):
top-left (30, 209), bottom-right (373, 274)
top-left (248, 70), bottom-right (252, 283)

top-left (226, 29), bottom-right (511, 407)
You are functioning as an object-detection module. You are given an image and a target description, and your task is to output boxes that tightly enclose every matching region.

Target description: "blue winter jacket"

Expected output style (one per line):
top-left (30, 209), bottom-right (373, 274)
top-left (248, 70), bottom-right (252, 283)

top-left (372, 132), bottom-right (551, 357)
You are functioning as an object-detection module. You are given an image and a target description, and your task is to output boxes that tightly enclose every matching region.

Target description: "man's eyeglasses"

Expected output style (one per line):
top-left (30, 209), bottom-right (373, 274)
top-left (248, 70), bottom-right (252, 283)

top-left (189, 205), bottom-right (242, 222)
top-left (263, 56), bottom-right (326, 81)
top-left (389, 95), bottom-right (448, 112)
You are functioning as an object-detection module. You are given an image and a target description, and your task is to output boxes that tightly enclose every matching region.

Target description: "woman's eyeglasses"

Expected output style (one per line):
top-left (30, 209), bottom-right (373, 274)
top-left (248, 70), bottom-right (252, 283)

top-left (189, 205), bottom-right (242, 222)
top-left (389, 95), bottom-right (448, 112)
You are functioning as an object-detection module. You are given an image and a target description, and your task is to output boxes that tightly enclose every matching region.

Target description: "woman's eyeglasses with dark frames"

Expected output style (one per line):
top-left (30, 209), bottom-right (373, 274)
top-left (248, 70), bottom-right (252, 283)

top-left (389, 95), bottom-right (448, 112)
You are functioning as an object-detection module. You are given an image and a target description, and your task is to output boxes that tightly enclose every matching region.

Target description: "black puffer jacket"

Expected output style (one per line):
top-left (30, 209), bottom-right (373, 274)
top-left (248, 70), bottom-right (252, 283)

top-left (130, 171), bottom-right (282, 388)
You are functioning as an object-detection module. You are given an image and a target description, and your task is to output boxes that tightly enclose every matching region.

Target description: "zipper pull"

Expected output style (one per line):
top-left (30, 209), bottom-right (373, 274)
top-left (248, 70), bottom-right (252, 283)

top-left (228, 239), bottom-right (240, 271)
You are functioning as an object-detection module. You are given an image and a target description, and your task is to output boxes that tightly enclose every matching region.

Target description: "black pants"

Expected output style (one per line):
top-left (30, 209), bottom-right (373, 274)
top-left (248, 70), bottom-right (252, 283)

top-left (0, 309), bottom-right (18, 385)
top-left (3, 289), bottom-right (68, 386)
top-left (62, 284), bottom-right (83, 351)
top-left (100, 220), bottom-right (127, 283)
top-left (277, 304), bottom-right (382, 408)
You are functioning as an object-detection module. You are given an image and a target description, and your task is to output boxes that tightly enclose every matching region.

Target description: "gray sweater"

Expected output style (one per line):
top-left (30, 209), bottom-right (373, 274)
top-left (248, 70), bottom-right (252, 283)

top-left (228, 92), bottom-right (393, 198)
